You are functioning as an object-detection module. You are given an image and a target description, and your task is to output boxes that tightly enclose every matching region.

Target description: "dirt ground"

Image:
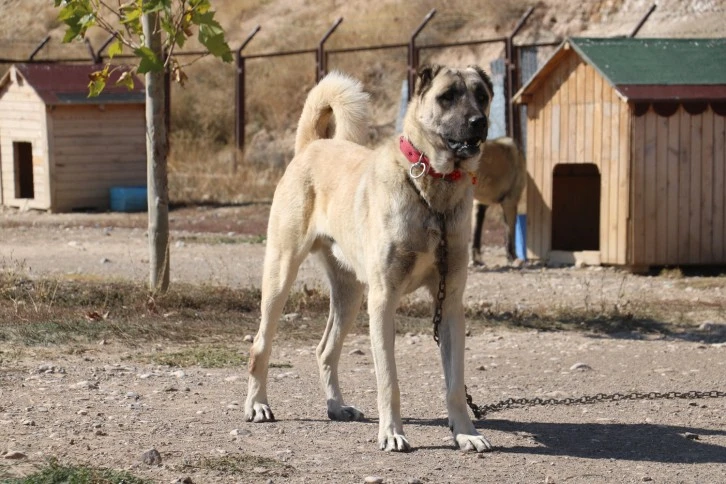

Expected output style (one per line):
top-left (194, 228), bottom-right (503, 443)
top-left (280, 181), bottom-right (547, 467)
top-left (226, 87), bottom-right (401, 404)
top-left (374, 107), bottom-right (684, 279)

top-left (1, 205), bottom-right (726, 483)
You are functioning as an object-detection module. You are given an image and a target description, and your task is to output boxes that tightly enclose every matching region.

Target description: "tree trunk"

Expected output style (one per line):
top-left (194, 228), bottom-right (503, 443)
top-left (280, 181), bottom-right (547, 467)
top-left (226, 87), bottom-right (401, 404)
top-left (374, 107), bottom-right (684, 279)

top-left (143, 13), bottom-right (170, 294)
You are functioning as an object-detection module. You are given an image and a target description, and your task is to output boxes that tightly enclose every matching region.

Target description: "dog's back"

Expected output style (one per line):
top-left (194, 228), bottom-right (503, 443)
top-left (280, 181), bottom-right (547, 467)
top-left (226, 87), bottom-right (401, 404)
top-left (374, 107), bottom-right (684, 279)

top-left (471, 137), bottom-right (526, 262)
top-left (474, 137), bottom-right (525, 205)
top-left (294, 72), bottom-right (370, 156)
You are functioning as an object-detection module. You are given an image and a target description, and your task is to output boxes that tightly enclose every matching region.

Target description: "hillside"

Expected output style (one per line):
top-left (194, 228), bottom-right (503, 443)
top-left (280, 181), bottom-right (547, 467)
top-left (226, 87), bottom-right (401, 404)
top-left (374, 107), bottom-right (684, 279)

top-left (1, 0), bottom-right (724, 202)
top-left (2, 0), bottom-right (723, 54)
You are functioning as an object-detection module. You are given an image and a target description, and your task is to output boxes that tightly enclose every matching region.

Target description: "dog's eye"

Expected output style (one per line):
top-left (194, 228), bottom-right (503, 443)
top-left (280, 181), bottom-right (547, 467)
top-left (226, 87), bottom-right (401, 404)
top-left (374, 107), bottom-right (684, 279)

top-left (438, 89), bottom-right (457, 105)
top-left (475, 88), bottom-right (489, 106)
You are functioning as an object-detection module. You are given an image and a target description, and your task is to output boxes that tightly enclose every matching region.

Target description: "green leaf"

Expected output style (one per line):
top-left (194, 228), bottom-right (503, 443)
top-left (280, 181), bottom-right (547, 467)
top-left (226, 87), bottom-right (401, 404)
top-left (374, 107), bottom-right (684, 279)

top-left (116, 71), bottom-right (135, 90)
top-left (194, 11), bottom-right (232, 62)
top-left (62, 23), bottom-right (83, 43)
top-left (88, 78), bottom-right (106, 97)
top-left (120, 5), bottom-right (142, 24)
top-left (160, 14), bottom-right (185, 48)
top-left (78, 12), bottom-right (95, 27)
top-left (87, 66), bottom-right (109, 97)
top-left (57, 1), bottom-right (96, 42)
top-left (141, 0), bottom-right (171, 14)
top-left (198, 25), bottom-right (232, 62)
top-left (57, 4), bottom-right (79, 21)
top-left (189, 0), bottom-right (211, 14)
top-left (134, 46), bottom-right (164, 74)
top-left (191, 10), bottom-right (215, 27)
top-left (107, 39), bottom-right (123, 58)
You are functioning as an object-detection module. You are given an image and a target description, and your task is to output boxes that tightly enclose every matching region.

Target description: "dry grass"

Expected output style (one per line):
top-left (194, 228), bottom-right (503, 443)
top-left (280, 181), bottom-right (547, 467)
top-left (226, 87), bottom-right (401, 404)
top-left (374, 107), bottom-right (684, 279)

top-left (176, 454), bottom-right (294, 479)
top-left (168, 135), bottom-right (284, 204)
top-left (2, 265), bottom-right (716, 356)
top-left (3, 457), bottom-right (151, 484)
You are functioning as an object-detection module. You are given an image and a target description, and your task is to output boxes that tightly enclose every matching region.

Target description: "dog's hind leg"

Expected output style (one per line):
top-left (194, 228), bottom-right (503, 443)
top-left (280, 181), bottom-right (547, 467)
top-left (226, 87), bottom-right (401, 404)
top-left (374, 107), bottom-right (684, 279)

top-left (245, 235), bottom-right (312, 423)
top-left (315, 248), bottom-right (366, 421)
top-left (471, 203), bottom-right (487, 264)
top-left (501, 197), bottom-right (518, 261)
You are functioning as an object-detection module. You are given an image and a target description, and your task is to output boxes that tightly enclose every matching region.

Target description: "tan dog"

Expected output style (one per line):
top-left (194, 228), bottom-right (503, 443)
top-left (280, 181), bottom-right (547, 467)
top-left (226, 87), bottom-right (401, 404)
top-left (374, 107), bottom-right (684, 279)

top-left (471, 137), bottom-right (526, 264)
top-left (245, 65), bottom-right (493, 453)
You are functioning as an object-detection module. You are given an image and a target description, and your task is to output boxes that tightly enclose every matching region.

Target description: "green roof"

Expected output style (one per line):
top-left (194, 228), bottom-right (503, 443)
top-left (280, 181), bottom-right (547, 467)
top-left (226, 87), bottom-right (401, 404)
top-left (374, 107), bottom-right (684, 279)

top-left (569, 37), bottom-right (726, 86)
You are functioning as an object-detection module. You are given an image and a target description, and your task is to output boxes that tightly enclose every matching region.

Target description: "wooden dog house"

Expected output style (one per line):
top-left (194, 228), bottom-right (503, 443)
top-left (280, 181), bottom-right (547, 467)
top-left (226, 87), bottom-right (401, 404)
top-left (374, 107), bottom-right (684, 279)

top-left (513, 37), bottom-right (726, 267)
top-left (0, 63), bottom-right (145, 212)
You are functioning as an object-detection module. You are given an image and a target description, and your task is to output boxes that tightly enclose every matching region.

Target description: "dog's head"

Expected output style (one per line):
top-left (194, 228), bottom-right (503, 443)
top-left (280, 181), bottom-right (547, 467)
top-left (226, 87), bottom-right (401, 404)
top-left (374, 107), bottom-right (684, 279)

top-left (406, 64), bottom-right (493, 175)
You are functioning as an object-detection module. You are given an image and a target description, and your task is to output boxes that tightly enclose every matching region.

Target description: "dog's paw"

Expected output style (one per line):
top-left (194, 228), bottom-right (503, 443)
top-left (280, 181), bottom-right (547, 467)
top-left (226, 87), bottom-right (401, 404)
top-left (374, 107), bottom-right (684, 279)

top-left (379, 433), bottom-right (411, 452)
top-left (327, 404), bottom-right (365, 422)
top-left (244, 403), bottom-right (275, 423)
top-left (455, 433), bottom-right (493, 453)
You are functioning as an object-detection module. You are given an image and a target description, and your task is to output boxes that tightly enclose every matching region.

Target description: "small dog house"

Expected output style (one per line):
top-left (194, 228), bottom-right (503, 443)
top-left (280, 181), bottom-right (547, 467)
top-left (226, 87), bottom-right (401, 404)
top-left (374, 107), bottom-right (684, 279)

top-left (0, 63), bottom-right (146, 212)
top-left (514, 37), bottom-right (726, 267)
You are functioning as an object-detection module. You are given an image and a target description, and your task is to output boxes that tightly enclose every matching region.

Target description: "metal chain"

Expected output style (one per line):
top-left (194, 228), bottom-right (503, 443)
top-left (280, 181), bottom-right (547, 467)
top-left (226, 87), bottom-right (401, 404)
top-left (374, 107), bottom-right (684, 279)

top-left (432, 212), bottom-right (483, 419)
top-left (430, 211), bottom-right (726, 421)
top-left (432, 212), bottom-right (447, 346)
top-left (467, 390), bottom-right (726, 418)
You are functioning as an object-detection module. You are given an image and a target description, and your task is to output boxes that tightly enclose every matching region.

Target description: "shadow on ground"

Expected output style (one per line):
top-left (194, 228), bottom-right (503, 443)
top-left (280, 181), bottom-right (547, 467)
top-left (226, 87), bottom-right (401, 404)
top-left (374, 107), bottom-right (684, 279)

top-left (483, 419), bottom-right (726, 463)
top-left (396, 417), bottom-right (726, 462)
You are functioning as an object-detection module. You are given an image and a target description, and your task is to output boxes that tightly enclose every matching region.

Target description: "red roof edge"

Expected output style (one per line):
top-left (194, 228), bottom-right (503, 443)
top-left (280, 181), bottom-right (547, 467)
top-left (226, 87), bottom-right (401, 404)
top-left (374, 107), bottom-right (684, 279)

top-left (11, 63), bottom-right (145, 105)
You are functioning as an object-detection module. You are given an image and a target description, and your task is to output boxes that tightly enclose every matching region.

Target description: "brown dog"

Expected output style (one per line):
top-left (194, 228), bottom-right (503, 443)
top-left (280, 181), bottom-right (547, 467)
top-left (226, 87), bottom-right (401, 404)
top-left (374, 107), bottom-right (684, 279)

top-left (471, 137), bottom-right (526, 264)
top-left (245, 65), bottom-right (493, 452)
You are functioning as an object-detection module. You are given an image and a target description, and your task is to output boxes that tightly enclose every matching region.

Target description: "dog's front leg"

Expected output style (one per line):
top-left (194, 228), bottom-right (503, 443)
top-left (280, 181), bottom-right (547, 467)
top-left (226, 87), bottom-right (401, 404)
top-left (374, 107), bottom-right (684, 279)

top-left (438, 287), bottom-right (493, 453)
top-left (368, 288), bottom-right (410, 452)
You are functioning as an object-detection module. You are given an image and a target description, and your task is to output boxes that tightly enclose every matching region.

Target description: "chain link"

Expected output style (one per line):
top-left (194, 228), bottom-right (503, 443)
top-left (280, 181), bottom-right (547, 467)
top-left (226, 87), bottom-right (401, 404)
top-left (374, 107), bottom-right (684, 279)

top-left (432, 212), bottom-right (447, 346)
top-left (467, 390), bottom-right (726, 418)
top-left (428, 209), bottom-right (725, 421)
top-left (432, 212), bottom-right (483, 419)
top-left (429, 211), bottom-right (726, 420)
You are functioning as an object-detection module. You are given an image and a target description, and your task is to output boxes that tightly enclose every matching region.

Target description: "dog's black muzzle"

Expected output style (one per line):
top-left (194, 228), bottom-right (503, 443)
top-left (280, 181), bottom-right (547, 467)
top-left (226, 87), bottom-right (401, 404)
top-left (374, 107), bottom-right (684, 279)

top-left (446, 115), bottom-right (488, 159)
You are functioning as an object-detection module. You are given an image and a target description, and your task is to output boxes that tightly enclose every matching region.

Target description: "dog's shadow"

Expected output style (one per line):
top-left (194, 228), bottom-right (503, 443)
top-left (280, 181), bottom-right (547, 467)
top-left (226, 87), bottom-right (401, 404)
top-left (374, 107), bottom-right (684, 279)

top-left (402, 417), bottom-right (726, 462)
top-left (287, 416), bottom-right (726, 460)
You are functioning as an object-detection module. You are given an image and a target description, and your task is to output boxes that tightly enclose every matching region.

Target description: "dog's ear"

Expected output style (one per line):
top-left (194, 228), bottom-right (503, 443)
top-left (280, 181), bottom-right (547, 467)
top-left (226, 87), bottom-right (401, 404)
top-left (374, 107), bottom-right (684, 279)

top-left (468, 64), bottom-right (494, 96)
top-left (415, 64), bottom-right (442, 97)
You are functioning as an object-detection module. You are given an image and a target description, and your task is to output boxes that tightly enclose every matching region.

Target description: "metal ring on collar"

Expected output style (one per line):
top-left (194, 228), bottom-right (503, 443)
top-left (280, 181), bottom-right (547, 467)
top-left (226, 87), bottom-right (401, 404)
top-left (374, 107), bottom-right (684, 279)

top-left (409, 159), bottom-right (429, 179)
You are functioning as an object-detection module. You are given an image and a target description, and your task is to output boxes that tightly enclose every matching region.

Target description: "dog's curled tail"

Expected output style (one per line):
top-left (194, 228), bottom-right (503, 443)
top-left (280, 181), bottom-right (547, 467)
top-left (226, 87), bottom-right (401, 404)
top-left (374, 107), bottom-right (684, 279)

top-left (294, 71), bottom-right (370, 156)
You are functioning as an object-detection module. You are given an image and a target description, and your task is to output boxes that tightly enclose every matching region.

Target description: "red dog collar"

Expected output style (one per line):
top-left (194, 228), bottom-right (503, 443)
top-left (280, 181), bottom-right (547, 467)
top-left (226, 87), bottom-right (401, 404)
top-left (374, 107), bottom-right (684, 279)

top-left (399, 136), bottom-right (476, 184)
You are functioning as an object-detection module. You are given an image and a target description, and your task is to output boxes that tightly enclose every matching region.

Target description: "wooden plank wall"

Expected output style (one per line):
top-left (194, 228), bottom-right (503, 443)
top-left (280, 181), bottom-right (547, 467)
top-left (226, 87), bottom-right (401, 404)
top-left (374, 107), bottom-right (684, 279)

top-left (525, 50), bottom-right (630, 264)
top-left (0, 70), bottom-right (50, 209)
top-left (50, 104), bottom-right (146, 211)
top-left (630, 106), bottom-right (726, 265)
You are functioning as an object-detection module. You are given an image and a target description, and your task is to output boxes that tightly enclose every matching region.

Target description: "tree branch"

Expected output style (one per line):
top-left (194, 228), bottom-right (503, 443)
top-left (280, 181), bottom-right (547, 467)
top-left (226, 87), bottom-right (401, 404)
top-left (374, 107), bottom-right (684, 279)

top-left (164, 0), bottom-right (189, 68)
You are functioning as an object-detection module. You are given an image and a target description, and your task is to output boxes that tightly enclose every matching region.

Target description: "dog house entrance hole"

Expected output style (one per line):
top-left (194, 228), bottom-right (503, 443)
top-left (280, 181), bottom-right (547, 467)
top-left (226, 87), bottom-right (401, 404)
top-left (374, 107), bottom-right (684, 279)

top-left (551, 163), bottom-right (600, 251)
top-left (13, 141), bottom-right (34, 199)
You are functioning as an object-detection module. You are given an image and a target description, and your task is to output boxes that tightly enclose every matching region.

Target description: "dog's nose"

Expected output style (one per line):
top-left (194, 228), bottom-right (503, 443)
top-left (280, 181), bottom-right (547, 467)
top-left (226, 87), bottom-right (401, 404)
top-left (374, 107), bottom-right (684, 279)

top-left (469, 115), bottom-right (487, 132)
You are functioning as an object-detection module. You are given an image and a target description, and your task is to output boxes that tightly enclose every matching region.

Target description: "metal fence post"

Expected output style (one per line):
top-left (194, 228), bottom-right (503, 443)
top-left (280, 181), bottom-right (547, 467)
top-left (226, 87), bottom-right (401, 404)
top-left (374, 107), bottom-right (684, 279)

top-left (235, 25), bottom-right (261, 162)
top-left (28, 35), bottom-right (51, 61)
top-left (407, 9), bottom-right (436, 100)
top-left (84, 38), bottom-right (100, 64)
top-left (95, 33), bottom-right (118, 63)
top-left (630, 4), bottom-right (657, 37)
top-left (317, 18), bottom-right (343, 82)
top-left (504, 6), bottom-right (534, 145)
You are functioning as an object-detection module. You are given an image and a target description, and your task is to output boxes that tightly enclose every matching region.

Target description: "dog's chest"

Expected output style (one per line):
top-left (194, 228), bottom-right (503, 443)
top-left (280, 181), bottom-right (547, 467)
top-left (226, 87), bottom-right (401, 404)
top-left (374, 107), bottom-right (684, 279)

top-left (384, 212), bottom-right (442, 291)
top-left (330, 242), bottom-right (356, 273)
